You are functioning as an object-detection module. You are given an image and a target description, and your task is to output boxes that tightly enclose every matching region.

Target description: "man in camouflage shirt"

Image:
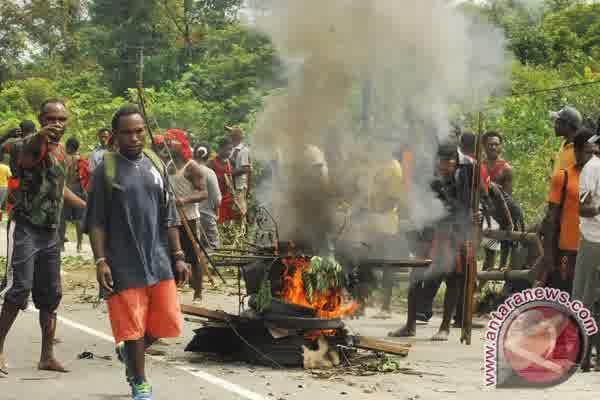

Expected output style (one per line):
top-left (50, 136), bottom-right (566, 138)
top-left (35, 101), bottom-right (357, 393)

top-left (0, 99), bottom-right (86, 375)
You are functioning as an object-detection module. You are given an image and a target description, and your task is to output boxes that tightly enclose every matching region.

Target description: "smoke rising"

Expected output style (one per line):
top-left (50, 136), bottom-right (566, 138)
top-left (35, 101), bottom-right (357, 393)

top-left (251, 0), bottom-right (508, 254)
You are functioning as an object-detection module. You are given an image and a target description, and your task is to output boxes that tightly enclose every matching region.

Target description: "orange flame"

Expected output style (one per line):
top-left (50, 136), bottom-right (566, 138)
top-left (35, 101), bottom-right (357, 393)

top-left (280, 257), bottom-right (359, 321)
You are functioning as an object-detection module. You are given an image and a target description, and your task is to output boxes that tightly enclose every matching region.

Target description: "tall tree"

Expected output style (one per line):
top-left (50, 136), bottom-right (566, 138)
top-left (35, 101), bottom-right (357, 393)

top-left (89, 0), bottom-right (174, 95)
top-left (0, 1), bottom-right (27, 86)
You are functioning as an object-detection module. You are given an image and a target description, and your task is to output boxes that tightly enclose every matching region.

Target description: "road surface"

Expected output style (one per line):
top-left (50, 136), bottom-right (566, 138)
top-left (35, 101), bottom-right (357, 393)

top-left (1, 229), bottom-right (599, 399)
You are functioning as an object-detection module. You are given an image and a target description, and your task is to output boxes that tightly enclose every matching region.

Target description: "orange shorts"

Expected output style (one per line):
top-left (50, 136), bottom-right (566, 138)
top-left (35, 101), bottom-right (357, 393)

top-left (107, 279), bottom-right (182, 344)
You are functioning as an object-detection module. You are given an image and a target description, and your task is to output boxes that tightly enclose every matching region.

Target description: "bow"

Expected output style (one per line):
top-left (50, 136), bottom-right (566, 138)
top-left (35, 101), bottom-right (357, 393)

top-left (136, 78), bottom-right (225, 285)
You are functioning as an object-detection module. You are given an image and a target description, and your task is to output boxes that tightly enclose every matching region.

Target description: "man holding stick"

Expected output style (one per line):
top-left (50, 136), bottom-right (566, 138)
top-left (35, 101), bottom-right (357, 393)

top-left (87, 105), bottom-right (190, 400)
top-left (155, 129), bottom-right (208, 303)
top-left (389, 141), bottom-right (474, 341)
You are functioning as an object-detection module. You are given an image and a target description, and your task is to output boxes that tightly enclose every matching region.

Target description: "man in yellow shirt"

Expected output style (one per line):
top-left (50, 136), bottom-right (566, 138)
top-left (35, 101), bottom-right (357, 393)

top-left (362, 153), bottom-right (406, 318)
top-left (367, 158), bottom-right (404, 233)
top-left (0, 156), bottom-right (11, 219)
top-left (551, 106), bottom-right (582, 175)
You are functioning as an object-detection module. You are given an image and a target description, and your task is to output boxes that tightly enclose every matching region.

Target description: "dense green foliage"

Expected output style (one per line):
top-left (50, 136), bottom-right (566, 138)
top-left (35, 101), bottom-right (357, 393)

top-left (0, 0), bottom-right (278, 152)
top-left (471, 0), bottom-right (600, 221)
top-left (2, 0), bottom-right (600, 221)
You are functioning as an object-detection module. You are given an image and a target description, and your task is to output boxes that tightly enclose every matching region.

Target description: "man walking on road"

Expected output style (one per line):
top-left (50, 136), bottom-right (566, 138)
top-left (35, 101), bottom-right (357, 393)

top-left (87, 105), bottom-right (190, 400)
top-left (0, 99), bottom-right (86, 375)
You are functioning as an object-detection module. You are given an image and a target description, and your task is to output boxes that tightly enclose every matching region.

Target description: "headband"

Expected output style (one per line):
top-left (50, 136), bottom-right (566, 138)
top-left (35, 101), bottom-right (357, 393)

top-left (196, 146), bottom-right (208, 158)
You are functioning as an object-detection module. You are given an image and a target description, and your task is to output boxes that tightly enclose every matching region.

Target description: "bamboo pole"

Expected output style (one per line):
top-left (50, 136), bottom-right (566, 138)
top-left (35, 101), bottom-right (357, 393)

top-left (461, 112), bottom-right (484, 345)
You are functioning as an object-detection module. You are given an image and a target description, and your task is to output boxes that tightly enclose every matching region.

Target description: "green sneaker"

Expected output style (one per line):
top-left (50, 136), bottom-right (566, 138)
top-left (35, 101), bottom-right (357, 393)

top-left (132, 381), bottom-right (153, 400)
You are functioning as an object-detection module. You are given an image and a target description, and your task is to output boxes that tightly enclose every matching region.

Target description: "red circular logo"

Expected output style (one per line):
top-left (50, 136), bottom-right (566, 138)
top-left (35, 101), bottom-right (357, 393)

top-left (502, 305), bottom-right (582, 384)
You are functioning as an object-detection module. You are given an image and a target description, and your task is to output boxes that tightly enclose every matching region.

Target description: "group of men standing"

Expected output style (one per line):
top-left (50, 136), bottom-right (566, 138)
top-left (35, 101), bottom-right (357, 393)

top-left (537, 106), bottom-right (600, 371)
top-left (0, 100), bottom-right (252, 400)
top-left (3, 96), bottom-right (600, 399)
top-left (384, 104), bottom-right (600, 369)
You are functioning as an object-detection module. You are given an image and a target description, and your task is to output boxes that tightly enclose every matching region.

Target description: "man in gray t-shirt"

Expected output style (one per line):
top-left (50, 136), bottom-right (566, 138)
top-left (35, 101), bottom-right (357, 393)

top-left (227, 126), bottom-right (251, 219)
top-left (194, 144), bottom-right (222, 251)
top-left (87, 105), bottom-right (190, 399)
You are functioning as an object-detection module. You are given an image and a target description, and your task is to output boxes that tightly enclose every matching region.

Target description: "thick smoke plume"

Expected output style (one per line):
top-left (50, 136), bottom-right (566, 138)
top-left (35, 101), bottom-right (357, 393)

top-left (251, 0), bottom-right (508, 254)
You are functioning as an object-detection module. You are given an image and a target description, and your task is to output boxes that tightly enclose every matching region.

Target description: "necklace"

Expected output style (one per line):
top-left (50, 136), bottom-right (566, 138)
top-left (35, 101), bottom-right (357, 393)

top-left (118, 152), bottom-right (144, 168)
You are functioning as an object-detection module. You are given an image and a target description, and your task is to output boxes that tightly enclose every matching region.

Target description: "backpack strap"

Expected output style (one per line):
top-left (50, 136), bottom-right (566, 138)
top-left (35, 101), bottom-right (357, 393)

top-left (559, 169), bottom-right (568, 211)
top-left (103, 152), bottom-right (118, 204)
top-left (143, 149), bottom-right (169, 205)
top-left (102, 149), bottom-right (168, 205)
top-left (143, 148), bottom-right (165, 173)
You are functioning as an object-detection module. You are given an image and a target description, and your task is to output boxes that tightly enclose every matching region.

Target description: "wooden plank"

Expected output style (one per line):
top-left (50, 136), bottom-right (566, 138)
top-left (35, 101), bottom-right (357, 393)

top-left (352, 336), bottom-right (411, 356)
top-left (482, 229), bottom-right (539, 242)
top-left (360, 258), bottom-right (432, 269)
top-left (180, 304), bottom-right (234, 321)
top-left (477, 269), bottom-right (535, 282)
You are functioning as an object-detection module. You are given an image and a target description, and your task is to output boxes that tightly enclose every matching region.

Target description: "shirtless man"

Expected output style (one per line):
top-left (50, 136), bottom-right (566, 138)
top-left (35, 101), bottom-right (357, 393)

top-left (156, 129), bottom-right (208, 303)
top-left (481, 131), bottom-right (513, 270)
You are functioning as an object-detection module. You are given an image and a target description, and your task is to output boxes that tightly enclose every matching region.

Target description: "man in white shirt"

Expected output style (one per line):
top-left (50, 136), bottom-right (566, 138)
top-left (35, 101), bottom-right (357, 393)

top-left (227, 126), bottom-right (251, 221)
top-left (575, 133), bottom-right (600, 310)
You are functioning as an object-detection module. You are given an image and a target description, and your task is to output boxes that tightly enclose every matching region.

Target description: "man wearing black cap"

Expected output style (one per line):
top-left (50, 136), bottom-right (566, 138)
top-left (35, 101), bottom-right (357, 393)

top-left (551, 106), bottom-right (583, 175)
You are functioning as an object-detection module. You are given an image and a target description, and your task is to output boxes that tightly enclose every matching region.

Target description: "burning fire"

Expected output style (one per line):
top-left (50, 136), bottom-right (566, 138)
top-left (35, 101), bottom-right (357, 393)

top-left (281, 257), bottom-right (359, 320)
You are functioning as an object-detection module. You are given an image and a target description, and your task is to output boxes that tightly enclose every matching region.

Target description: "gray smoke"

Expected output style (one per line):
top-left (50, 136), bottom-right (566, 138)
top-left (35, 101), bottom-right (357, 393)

top-left (250, 0), bottom-right (508, 254)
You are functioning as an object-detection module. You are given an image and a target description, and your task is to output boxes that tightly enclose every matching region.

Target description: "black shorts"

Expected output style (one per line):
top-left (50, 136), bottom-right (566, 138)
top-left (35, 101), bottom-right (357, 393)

top-left (0, 220), bottom-right (62, 312)
top-left (64, 186), bottom-right (87, 221)
top-left (198, 213), bottom-right (219, 251)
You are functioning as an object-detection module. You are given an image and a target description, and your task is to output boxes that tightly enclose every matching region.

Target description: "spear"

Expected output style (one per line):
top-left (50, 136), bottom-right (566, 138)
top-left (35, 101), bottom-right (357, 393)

top-left (461, 111), bottom-right (484, 345)
top-left (135, 47), bottom-right (225, 285)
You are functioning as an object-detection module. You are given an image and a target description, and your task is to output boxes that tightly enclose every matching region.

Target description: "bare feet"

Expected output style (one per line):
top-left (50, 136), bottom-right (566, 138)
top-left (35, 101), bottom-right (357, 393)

top-left (431, 329), bottom-right (450, 341)
top-left (0, 354), bottom-right (8, 375)
top-left (38, 358), bottom-right (69, 373)
top-left (388, 325), bottom-right (415, 337)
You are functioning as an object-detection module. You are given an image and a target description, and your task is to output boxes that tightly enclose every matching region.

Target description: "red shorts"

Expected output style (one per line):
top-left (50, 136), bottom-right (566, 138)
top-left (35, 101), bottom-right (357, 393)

top-left (218, 194), bottom-right (234, 224)
top-left (107, 279), bottom-right (183, 344)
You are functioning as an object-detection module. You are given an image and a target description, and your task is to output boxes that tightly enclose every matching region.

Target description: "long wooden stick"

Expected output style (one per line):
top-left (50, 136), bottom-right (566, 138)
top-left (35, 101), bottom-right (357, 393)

top-left (177, 207), bottom-right (215, 286)
top-left (461, 112), bottom-right (484, 345)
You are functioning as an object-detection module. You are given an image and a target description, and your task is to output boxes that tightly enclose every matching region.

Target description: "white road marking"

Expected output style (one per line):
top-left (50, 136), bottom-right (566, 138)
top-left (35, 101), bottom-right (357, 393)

top-left (26, 307), bottom-right (268, 400)
top-left (175, 365), bottom-right (269, 400)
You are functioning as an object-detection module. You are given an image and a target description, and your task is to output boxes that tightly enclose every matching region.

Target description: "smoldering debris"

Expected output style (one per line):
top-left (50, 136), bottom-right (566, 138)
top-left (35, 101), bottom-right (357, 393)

top-left (250, 0), bottom-right (509, 249)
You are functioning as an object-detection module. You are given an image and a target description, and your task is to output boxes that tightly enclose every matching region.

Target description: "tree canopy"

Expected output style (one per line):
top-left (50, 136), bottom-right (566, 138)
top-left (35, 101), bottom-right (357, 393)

top-left (3, 0), bottom-right (600, 220)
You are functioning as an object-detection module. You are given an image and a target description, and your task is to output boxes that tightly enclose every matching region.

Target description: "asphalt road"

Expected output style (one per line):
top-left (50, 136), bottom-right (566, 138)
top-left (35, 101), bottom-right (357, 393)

top-left (1, 229), bottom-right (600, 399)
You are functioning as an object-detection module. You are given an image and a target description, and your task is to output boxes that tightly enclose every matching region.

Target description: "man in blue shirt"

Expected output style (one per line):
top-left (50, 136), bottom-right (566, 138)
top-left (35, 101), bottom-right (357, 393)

top-left (87, 105), bottom-right (189, 400)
